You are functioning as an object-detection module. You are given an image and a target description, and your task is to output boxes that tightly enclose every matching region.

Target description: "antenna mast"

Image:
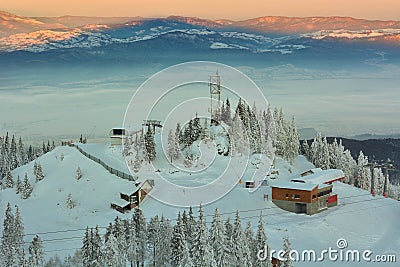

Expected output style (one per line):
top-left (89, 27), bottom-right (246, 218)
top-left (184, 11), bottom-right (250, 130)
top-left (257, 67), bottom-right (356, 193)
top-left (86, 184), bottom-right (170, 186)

top-left (209, 71), bottom-right (221, 125)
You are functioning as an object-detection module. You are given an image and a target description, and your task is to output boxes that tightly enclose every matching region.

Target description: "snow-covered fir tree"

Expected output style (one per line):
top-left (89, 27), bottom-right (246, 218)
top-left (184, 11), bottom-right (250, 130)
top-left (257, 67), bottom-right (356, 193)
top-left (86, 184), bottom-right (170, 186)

top-left (171, 212), bottom-right (193, 267)
top-left (28, 235), bottom-right (45, 267)
top-left (112, 216), bottom-right (127, 266)
top-left (224, 217), bottom-right (234, 265)
top-left (34, 162), bottom-right (44, 182)
top-left (147, 215), bottom-right (161, 266)
top-left (167, 129), bottom-right (179, 163)
top-left (209, 208), bottom-right (229, 267)
top-left (286, 116), bottom-right (300, 165)
top-left (356, 151), bottom-right (371, 190)
top-left (244, 221), bottom-right (256, 266)
top-left (280, 236), bottom-right (293, 267)
top-left (133, 150), bottom-right (141, 173)
top-left (301, 139), bottom-right (310, 159)
top-left (126, 217), bottom-right (138, 267)
top-left (4, 170), bottom-right (14, 189)
top-left (191, 205), bottom-right (215, 267)
top-left (1, 203), bottom-right (16, 266)
top-left (372, 168), bottom-right (385, 195)
top-left (82, 227), bottom-right (92, 267)
top-left (133, 208), bottom-right (147, 267)
top-left (255, 213), bottom-right (271, 267)
top-left (229, 113), bottom-right (249, 156)
top-left (14, 206), bottom-right (25, 266)
top-left (22, 173), bottom-right (33, 199)
top-left (157, 217), bottom-right (173, 266)
top-left (232, 211), bottom-right (251, 266)
top-left (75, 167), bottom-right (82, 180)
top-left (103, 232), bottom-right (120, 267)
top-left (144, 127), bottom-right (156, 163)
top-left (185, 207), bottom-right (197, 257)
top-left (15, 175), bottom-right (22, 194)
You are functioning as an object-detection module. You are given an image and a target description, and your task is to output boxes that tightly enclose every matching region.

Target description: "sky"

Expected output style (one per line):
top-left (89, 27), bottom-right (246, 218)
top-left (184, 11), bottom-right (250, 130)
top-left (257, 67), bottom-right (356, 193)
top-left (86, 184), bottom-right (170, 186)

top-left (2, 0), bottom-right (400, 20)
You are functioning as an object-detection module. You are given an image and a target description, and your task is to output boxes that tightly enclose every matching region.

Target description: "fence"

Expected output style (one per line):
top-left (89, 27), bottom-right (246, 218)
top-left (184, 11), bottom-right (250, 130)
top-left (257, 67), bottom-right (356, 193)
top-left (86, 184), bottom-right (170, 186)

top-left (72, 144), bottom-right (136, 181)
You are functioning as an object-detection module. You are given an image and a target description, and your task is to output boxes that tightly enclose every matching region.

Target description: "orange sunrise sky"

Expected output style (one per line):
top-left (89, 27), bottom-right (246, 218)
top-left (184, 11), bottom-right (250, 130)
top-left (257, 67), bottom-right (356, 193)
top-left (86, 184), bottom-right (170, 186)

top-left (2, 0), bottom-right (400, 20)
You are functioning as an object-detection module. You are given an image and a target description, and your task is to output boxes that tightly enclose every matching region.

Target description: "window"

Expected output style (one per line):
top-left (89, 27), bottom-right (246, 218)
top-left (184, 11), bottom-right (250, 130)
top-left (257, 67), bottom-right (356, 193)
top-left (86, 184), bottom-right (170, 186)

top-left (291, 194), bottom-right (295, 199)
top-left (294, 194), bottom-right (300, 199)
top-left (285, 193), bottom-right (289, 198)
top-left (312, 194), bottom-right (317, 199)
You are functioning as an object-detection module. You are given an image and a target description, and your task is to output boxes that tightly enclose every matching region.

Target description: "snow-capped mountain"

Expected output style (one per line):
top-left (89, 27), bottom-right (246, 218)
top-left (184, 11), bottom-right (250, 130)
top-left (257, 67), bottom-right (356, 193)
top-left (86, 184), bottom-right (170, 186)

top-left (0, 11), bottom-right (399, 54)
top-left (0, 11), bottom-right (67, 37)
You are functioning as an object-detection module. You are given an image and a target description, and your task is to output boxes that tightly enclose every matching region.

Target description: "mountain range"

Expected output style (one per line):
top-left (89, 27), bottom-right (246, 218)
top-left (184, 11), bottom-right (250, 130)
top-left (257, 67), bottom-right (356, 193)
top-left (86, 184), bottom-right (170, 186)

top-left (1, 11), bottom-right (400, 55)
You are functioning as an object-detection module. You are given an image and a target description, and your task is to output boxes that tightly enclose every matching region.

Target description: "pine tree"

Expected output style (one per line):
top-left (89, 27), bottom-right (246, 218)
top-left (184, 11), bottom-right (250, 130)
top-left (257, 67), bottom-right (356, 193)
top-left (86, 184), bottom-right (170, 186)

top-left (281, 236), bottom-right (293, 267)
top-left (230, 113), bottom-right (248, 156)
top-left (340, 150), bottom-right (357, 185)
top-left (286, 116), bottom-right (300, 165)
top-left (22, 173), bottom-right (33, 199)
top-left (126, 218), bottom-right (138, 267)
top-left (186, 207), bottom-right (197, 256)
top-left (76, 167), bottom-right (82, 180)
top-left (28, 235), bottom-right (45, 267)
top-left (34, 162), bottom-right (44, 182)
top-left (301, 139), bottom-right (310, 158)
top-left (133, 208), bottom-right (147, 267)
top-left (320, 136), bottom-right (330, 170)
top-left (157, 217), bottom-right (173, 266)
top-left (356, 151), bottom-right (371, 190)
top-left (167, 129), bottom-right (178, 163)
top-left (373, 168), bottom-right (385, 195)
top-left (224, 217), bottom-right (234, 264)
top-left (232, 211), bottom-right (251, 266)
top-left (14, 206), bottom-right (25, 266)
top-left (92, 226), bottom-right (103, 267)
top-left (192, 205), bottom-right (215, 267)
top-left (244, 221), bottom-right (255, 266)
top-left (209, 208), bottom-right (229, 267)
top-left (1, 203), bottom-right (16, 267)
top-left (112, 217), bottom-right (127, 266)
top-left (147, 215), bottom-right (160, 266)
top-left (82, 227), bottom-right (92, 267)
top-left (103, 232), bottom-right (119, 267)
top-left (144, 127), bottom-right (156, 163)
top-left (171, 212), bottom-right (193, 267)
top-left (255, 214), bottom-right (271, 267)
top-left (133, 150), bottom-right (141, 173)
top-left (264, 106), bottom-right (276, 148)
top-left (4, 170), bottom-right (14, 189)
top-left (16, 175), bottom-right (22, 194)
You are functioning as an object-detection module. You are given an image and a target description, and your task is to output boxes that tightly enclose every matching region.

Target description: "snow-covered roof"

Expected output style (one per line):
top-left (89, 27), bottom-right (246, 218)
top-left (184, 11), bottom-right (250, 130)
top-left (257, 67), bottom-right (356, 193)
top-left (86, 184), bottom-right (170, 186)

top-left (295, 168), bottom-right (344, 184)
top-left (271, 181), bottom-right (318, 191)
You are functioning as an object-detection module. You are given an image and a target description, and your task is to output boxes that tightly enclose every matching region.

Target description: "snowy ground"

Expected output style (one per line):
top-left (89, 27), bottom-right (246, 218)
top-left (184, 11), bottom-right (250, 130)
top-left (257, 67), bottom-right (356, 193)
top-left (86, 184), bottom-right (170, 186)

top-left (0, 145), bottom-right (399, 266)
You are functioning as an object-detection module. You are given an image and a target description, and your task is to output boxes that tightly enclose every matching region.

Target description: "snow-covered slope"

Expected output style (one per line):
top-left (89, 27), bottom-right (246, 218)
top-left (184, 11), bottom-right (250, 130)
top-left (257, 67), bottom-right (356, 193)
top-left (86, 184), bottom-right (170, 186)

top-left (1, 146), bottom-right (399, 265)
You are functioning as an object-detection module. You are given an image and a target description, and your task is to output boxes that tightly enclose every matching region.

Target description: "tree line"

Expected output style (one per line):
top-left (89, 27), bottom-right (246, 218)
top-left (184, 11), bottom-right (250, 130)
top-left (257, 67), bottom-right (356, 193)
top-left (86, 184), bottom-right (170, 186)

top-left (302, 133), bottom-right (400, 199)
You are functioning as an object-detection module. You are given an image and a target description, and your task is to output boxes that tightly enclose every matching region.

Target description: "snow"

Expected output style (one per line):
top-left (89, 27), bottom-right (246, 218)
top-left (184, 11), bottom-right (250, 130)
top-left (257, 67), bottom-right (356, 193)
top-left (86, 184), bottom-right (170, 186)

top-left (0, 146), bottom-right (399, 266)
top-left (271, 181), bottom-right (317, 191)
top-left (294, 168), bottom-right (344, 184)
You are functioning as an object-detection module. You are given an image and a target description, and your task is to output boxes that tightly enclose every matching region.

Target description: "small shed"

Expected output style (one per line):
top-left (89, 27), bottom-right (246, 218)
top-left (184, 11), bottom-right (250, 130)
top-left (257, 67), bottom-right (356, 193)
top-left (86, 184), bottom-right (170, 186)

top-left (111, 179), bottom-right (154, 213)
top-left (109, 127), bottom-right (127, 145)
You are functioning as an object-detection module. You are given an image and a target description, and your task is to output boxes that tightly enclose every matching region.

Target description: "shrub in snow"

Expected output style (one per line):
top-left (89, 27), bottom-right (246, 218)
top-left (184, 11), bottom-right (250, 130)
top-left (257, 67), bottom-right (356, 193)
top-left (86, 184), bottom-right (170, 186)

top-left (66, 193), bottom-right (76, 209)
top-left (75, 167), bottom-right (82, 180)
top-left (60, 153), bottom-right (64, 161)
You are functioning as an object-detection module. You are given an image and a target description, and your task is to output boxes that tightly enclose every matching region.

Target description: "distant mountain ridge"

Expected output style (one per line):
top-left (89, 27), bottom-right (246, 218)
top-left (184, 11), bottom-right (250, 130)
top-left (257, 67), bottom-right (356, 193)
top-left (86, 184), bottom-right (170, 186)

top-left (2, 10), bottom-right (400, 37)
top-left (1, 10), bottom-right (400, 55)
